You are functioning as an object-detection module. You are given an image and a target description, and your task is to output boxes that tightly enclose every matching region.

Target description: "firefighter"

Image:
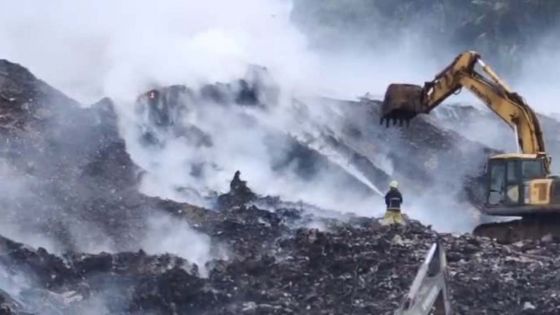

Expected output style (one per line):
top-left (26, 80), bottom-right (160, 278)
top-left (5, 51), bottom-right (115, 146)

top-left (381, 180), bottom-right (405, 225)
top-left (230, 170), bottom-right (243, 192)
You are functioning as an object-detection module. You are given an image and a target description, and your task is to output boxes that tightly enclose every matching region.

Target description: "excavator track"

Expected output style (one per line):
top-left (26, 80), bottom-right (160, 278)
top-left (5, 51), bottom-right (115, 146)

top-left (473, 215), bottom-right (560, 244)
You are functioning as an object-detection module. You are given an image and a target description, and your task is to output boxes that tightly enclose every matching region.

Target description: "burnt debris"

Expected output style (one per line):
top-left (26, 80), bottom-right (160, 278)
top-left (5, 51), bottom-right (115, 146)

top-left (0, 211), bottom-right (559, 314)
top-left (2, 56), bottom-right (560, 314)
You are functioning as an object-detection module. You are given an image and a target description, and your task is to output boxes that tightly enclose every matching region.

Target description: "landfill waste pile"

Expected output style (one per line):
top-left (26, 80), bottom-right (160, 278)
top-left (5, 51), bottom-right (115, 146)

top-left (2, 54), bottom-right (560, 314)
top-left (133, 75), bottom-right (499, 218)
top-left (0, 59), bottom-right (164, 253)
top-left (1, 177), bottom-right (560, 314)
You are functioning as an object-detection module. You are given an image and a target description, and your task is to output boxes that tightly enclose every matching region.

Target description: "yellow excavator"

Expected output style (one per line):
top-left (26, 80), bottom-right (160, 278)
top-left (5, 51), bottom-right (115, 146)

top-left (381, 51), bottom-right (560, 242)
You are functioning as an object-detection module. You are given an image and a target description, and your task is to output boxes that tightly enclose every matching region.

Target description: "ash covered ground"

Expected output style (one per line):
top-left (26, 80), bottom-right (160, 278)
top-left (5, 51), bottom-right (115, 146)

top-left (1, 55), bottom-right (560, 315)
top-left (3, 3), bottom-right (560, 313)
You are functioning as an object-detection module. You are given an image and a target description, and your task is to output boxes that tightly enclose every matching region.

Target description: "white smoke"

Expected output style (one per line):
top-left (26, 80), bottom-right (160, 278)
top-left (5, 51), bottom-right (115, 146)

top-left (2, 0), bottom-right (559, 238)
top-left (0, 0), bottom-right (451, 233)
top-left (0, 257), bottom-right (117, 315)
top-left (140, 212), bottom-right (225, 277)
top-left (0, 0), bottom-right (446, 103)
top-left (0, 0), bottom-right (304, 102)
top-left (516, 30), bottom-right (560, 116)
top-left (0, 162), bottom-right (60, 252)
top-left (118, 85), bottom-right (386, 215)
top-left (1, 0), bottom-right (389, 216)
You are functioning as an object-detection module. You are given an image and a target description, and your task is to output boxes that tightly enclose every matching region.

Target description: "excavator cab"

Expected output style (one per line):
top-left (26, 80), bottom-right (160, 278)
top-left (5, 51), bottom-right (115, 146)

top-left (485, 154), bottom-right (549, 213)
top-left (477, 154), bottom-right (560, 242)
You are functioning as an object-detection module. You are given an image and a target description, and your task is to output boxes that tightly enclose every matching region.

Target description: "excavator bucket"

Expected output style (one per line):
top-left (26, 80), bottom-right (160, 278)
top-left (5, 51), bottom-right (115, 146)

top-left (380, 84), bottom-right (425, 127)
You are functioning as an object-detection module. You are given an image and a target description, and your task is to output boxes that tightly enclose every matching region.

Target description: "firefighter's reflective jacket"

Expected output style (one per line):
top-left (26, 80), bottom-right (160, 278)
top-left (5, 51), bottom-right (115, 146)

top-left (385, 188), bottom-right (403, 211)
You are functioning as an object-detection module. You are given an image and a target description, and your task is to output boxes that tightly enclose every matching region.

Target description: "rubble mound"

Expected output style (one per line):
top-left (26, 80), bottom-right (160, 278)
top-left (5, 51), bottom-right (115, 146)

top-left (1, 206), bottom-right (560, 314)
top-left (2, 56), bottom-right (560, 314)
top-left (0, 59), bottom-right (155, 252)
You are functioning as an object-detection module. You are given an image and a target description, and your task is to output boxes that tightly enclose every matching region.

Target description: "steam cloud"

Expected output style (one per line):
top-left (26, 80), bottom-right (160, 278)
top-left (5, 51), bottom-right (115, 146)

top-left (5, 0), bottom-right (560, 313)
top-left (140, 213), bottom-right (226, 277)
top-left (0, 0), bottom-right (559, 250)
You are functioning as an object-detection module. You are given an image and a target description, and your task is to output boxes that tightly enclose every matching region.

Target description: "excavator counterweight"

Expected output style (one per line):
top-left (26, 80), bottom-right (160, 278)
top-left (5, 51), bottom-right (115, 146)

top-left (380, 51), bottom-right (560, 243)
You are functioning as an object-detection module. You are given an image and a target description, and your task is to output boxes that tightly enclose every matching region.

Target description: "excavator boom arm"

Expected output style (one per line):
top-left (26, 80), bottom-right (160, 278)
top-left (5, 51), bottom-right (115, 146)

top-left (381, 51), bottom-right (548, 170)
top-left (458, 74), bottom-right (545, 156)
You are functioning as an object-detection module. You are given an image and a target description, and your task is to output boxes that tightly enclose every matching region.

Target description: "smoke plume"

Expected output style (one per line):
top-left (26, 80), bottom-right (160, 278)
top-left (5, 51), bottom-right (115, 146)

top-left (0, 0), bottom-right (559, 240)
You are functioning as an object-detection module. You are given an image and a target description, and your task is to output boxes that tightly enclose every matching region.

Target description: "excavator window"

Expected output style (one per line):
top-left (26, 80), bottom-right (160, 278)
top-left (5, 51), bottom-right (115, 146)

top-left (521, 160), bottom-right (546, 180)
top-left (505, 160), bottom-right (521, 204)
top-left (487, 158), bottom-right (546, 207)
top-left (488, 161), bottom-right (506, 205)
top-left (507, 161), bottom-right (518, 182)
top-left (488, 159), bottom-right (524, 206)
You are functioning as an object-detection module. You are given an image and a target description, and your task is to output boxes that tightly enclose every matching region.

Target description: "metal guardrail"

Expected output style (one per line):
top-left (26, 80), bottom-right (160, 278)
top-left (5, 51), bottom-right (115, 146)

top-left (394, 239), bottom-right (452, 315)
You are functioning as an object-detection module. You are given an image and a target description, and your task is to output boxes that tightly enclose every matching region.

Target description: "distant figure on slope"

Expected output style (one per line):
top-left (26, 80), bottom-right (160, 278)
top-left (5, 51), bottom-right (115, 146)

top-left (230, 170), bottom-right (243, 192)
top-left (217, 170), bottom-right (258, 210)
top-left (381, 180), bottom-right (405, 225)
top-left (229, 170), bottom-right (256, 203)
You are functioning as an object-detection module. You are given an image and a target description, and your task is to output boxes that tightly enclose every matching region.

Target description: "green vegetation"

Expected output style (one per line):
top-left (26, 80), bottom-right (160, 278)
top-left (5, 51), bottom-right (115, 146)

top-left (291, 0), bottom-right (560, 72)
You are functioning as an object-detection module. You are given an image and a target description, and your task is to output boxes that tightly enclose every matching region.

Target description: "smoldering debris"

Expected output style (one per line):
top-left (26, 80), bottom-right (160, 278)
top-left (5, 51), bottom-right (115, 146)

top-left (127, 70), bottom-right (496, 225)
top-left (1, 182), bottom-right (560, 314)
top-left (3, 42), bottom-right (560, 314)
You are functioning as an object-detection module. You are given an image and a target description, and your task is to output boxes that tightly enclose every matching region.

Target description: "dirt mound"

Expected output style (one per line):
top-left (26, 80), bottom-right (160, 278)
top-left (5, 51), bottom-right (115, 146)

top-left (1, 204), bottom-right (559, 314)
